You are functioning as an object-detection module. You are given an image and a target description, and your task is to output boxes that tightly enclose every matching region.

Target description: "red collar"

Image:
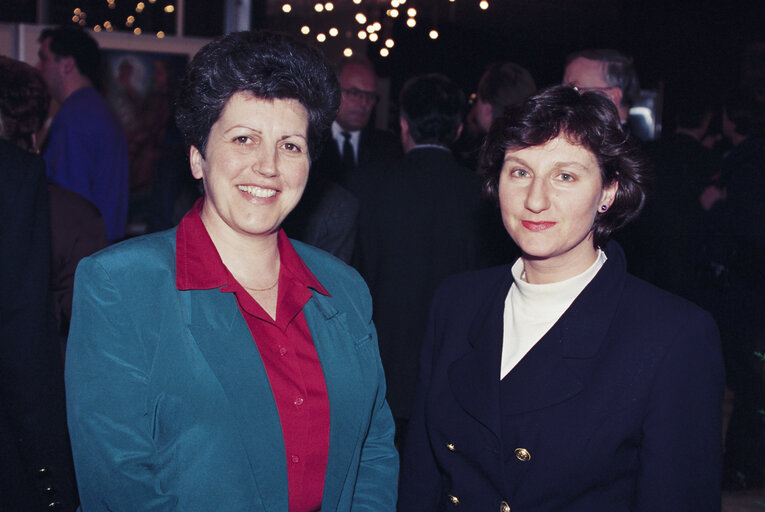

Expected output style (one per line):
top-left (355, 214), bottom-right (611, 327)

top-left (175, 199), bottom-right (328, 297)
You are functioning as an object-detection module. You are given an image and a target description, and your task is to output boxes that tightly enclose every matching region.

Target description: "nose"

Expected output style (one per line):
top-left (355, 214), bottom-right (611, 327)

top-left (524, 176), bottom-right (550, 213)
top-left (252, 144), bottom-right (279, 178)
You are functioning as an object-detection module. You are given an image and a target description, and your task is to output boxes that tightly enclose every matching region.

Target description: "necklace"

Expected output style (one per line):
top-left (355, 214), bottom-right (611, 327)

top-left (242, 277), bottom-right (279, 292)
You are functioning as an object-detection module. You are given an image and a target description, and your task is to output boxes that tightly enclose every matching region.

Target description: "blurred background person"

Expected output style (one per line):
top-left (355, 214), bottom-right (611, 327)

top-left (563, 48), bottom-right (640, 126)
top-left (701, 87), bottom-right (765, 491)
top-left (37, 25), bottom-right (129, 243)
top-left (350, 73), bottom-right (484, 447)
top-left (0, 55), bottom-right (79, 512)
top-left (0, 55), bottom-right (107, 342)
top-left (65, 31), bottom-right (398, 511)
top-left (399, 86), bottom-right (724, 511)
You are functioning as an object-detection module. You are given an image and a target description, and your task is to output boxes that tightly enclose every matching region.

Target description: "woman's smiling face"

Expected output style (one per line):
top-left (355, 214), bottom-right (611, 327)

top-left (190, 92), bottom-right (310, 241)
top-left (498, 134), bottom-right (618, 281)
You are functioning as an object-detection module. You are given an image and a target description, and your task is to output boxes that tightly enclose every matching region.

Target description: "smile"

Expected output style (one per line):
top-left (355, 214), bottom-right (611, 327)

top-left (521, 221), bottom-right (556, 231)
top-left (237, 185), bottom-right (277, 198)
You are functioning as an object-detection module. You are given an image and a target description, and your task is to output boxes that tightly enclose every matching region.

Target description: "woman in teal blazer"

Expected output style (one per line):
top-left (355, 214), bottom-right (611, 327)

top-left (65, 31), bottom-right (397, 511)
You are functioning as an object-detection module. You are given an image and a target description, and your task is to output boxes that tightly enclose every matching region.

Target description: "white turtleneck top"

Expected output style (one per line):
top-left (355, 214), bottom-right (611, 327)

top-left (500, 250), bottom-right (607, 379)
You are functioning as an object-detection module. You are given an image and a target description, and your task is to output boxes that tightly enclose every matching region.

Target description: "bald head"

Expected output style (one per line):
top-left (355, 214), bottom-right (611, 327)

top-left (335, 60), bottom-right (378, 132)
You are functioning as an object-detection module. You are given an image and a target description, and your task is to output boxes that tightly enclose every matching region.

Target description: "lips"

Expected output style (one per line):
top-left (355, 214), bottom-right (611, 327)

top-left (237, 184), bottom-right (277, 199)
top-left (521, 221), bottom-right (556, 231)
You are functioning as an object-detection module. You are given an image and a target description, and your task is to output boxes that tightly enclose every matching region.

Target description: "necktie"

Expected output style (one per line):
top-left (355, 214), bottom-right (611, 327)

top-left (341, 131), bottom-right (355, 172)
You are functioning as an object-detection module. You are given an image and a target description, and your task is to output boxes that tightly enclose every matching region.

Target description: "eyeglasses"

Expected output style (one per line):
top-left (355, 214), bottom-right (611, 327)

top-left (341, 87), bottom-right (378, 103)
top-left (571, 85), bottom-right (616, 94)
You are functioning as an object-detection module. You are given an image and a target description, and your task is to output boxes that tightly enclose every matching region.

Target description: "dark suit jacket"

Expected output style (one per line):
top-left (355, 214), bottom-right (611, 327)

top-left (48, 184), bottom-right (107, 336)
top-left (314, 125), bottom-right (402, 188)
top-left (399, 241), bottom-right (725, 511)
top-left (0, 139), bottom-right (78, 511)
top-left (350, 146), bottom-right (484, 422)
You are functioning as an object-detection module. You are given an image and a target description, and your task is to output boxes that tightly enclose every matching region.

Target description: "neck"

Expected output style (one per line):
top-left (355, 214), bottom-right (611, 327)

top-left (199, 209), bottom-right (281, 289)
top-left (521, 244), bottom-right (599, 284)
top-left (59, 75), bottom-right (92, 103)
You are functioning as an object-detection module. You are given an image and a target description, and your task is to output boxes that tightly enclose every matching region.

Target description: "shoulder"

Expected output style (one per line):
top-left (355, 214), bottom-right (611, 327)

top-left (293, 239), bottom-right (368, 295)
top-left (433, 265), bottom-right (512, 312)
top-left (77, 229), bottom-right (176, 283)
top-left (0, 139), bottom-right (44, 177)
top-left (622, 273), bottom-right (715, 327)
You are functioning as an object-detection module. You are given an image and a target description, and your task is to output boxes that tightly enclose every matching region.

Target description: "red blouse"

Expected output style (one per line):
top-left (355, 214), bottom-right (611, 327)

top-left (176, 201), bottom-right (331, 512)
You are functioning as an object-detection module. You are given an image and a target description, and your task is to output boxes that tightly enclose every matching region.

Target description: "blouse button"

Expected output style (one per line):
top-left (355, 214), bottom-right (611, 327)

top-left (279, 346), bottom-right (287, 356)
top-left (294, 397), bottom-right (304, 406)
top-left (514, 447), bottom-right (531, 462)
top-left (448, 494), bottom-right (460, 506)
top-left (291, 455), bottom-right (300, 463)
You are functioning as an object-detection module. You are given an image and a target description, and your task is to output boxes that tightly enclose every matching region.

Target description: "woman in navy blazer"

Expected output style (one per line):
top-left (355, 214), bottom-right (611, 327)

top-left (66, 32), bottom-right (397, 511)
top-left (399, 86), bottom-right (725, 511)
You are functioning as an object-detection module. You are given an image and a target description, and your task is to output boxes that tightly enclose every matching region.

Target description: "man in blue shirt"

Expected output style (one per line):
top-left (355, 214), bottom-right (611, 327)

top-left (38, 26), bottom-right (129, 243)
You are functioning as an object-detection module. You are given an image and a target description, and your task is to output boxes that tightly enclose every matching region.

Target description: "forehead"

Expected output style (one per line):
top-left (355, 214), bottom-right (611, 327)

top-left (215, 92), bottom-right (308, 129)
top-left (505, 135), bottom-right (599, 168)
top-left (563, 57), bottom-right (608, 88)
top-left (339, 64), bottom-right (376, 89)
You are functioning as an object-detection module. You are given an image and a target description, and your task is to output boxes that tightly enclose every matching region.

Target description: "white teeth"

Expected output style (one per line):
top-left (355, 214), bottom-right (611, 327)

top-left (237, 185), bottom-right (277, 198)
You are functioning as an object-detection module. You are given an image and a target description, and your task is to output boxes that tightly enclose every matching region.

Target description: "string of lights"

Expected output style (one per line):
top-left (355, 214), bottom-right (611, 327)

top-left (278, 0), bottom-right (491, 59)
top-left (69, 0), bottom-right (176, 38)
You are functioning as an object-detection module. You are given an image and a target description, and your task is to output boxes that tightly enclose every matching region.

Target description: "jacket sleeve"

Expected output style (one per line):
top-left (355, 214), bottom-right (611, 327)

top-left (397, 295), bottom-right (444, 511)
top-left (66, 257), bottom-right (178, 511)
top-left (350, 283), bottom-right (399, 511)
top-left (633, 310), bottom-right (725, 511)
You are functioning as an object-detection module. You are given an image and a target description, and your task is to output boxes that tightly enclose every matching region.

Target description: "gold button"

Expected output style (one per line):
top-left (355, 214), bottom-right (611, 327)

top-left (448, 494), bottom-right (460, 506)
top-left (514, 447), bottom-right (531, 462)
top-left (500, 501), bottom-right (511, 512)
top-left (446, 442), bottom-right (456, 452)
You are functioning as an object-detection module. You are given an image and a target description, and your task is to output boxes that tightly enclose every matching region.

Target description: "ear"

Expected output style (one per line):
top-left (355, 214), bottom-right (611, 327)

top-left (60, 55), bottom-right (76, 75)
top-left (600, 179), bottom-right (619, 211)
top-left (399, 116), bottom-right (409, 139)
top-left (608, 87), bottom-right (624, 109)
top-left (189, 145), bottom-right (205, 180)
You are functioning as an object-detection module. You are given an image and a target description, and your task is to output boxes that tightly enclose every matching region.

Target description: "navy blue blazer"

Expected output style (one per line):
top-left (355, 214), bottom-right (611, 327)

top-left (399, 241), bottom-right (725, 511)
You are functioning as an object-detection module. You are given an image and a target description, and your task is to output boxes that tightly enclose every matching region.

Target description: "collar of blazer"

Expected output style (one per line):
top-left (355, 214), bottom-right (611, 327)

top-left (449, 240), bottom-right (627, 421)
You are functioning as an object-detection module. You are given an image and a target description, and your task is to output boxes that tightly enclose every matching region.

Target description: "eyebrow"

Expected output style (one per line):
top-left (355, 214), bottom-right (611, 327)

top-left (503, 155), bottom-right (592, 170)
top-left (223, 125), bottom-right (307, 140)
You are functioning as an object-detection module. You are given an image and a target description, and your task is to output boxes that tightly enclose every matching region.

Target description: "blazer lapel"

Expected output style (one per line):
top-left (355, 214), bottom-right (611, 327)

top-left (500, 323), bottom-right (584, 415)
top-left (448, 272), bottom-right (509, 442)
top-left (183, 288), bottom-right (287, 512)
top-left (301, 291), bottom-right (363, 511)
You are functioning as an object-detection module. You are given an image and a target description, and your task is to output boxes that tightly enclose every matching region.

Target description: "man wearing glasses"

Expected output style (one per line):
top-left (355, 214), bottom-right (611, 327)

top-left (319, 58), bottom-right (401, 187)
top-left (563, 48), bottom-right (640, 124)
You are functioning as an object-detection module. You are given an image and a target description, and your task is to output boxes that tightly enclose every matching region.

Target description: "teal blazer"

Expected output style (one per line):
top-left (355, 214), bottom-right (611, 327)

top-left (65, 229), bottom-right (398, 511)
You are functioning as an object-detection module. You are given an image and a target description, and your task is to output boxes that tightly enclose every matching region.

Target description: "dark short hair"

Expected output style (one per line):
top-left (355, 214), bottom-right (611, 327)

top-left (480, 85), bottom-right (649, 248)
top-left (477, 62), bottom-right (536, 119)
top-left (565, 48), bottom-right (640, 108)
top-left (39, 26), bottom-right (102, 90)
top-left (723, 87), bottom-right (763, 137)
top-left (0, 56), bottom-right (50, 151)
top-left (399, 73), bottom-right (465, 146)
top-left (175, 30), bottom-right (340, 161)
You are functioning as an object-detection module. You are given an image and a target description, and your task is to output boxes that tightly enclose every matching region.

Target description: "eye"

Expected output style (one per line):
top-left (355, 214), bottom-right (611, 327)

top-left (282, 141), bottom-right (304, 153)
top-left (557, 172), bottom-right (575, 182)
top-left (510, 168), bottom-right (530, 178)
top-left (233, 135), bottom-right (251, 145)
